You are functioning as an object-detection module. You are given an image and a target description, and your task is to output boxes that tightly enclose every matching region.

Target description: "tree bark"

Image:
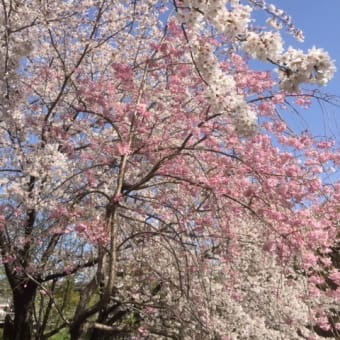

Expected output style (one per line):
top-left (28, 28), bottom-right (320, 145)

top-left (69, 321), bottom-right (85, 340)
top-left (3, 279), bottom-right (37, 340)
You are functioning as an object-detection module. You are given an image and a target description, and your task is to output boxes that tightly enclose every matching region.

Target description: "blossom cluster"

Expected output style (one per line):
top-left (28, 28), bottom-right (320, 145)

top-left (243, 31), bottom-right (283, 61)
top-left (178, 0), bottom-right (335, 96)
top-left (190, 39), bottom-right (258, 136)
top-left (178, 0), bottom-right (252, 38)
top-left (278, 47), bottom-right (336, 92)
top-left (0, 14), bottom-right (32, 121)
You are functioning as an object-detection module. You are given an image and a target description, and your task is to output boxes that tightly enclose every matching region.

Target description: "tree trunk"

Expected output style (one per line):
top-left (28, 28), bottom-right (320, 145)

top-left (70, 319), bottom-right (92, 340)
top-left (3, 280), bottom-right (37, 340)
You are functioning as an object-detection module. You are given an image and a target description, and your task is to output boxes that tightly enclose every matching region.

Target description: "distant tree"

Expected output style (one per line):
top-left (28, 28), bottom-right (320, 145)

top-left (0, 0), bottom-right (339, 339)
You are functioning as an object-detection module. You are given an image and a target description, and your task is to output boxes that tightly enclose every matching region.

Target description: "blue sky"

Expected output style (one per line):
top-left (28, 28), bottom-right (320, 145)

top-left (263, 1), bottom-right (340, 141)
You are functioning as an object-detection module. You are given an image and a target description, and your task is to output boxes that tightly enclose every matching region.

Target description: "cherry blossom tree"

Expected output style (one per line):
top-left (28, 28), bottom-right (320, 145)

top-left (0, 0), bottom-right (339, 339)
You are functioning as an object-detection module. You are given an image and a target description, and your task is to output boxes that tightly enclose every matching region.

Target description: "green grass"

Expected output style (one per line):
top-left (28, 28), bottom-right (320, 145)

top-left (0, 327), bottom-right (70, 340)
top-left (49, 329), bottom-right (70, 340)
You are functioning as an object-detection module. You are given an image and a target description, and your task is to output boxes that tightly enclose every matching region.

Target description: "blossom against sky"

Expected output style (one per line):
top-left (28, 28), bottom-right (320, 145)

top-left (269, 0), bottom-right (340, 140)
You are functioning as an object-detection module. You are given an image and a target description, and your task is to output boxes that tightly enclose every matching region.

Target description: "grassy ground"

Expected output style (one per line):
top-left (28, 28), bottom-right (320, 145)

top-left (49, 329), bottom-right (71, 340)
top-left (0, 327), bottom-right (70, 340)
